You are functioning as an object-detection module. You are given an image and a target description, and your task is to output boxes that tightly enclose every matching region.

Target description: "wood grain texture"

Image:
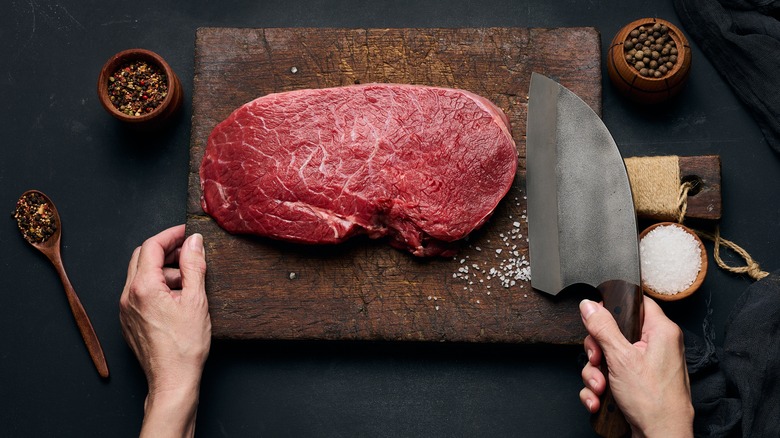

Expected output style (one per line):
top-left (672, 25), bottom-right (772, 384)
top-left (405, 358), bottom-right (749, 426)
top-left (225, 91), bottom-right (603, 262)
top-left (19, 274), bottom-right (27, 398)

top-left (186, 27), bottom-right (602, 343)
top-left (606, 18), bottom-right (692, 105)
top-left (627, 155), bottom-right (722, 221)
top-left (678, 155), bottom-right (721, 220)
top-left (591, 280), bottom-right (644, 437)
top-left (22, 190), bottom-right (109, 378)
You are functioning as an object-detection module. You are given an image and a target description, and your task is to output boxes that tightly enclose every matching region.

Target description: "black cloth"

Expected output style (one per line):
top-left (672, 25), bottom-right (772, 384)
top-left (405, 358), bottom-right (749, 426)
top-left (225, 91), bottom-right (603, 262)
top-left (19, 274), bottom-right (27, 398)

top-left (685, 272), bottom-right (780, 437)
top-left (674, 0), bottom-right (780, 154)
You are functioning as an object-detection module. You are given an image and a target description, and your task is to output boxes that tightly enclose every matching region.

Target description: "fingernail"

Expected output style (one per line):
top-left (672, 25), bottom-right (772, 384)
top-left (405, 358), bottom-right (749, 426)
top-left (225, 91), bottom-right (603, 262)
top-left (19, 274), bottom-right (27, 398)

top-left (189, 233), bottom-right (204, 253)
top-left (580, 299), bottom-right (598, 320)
top-left (586, 399), bottom-right (593, 410)
top-left (589, 379), bottom-right (598, 389)
top-left (587, 349), bottom-right (593, 360)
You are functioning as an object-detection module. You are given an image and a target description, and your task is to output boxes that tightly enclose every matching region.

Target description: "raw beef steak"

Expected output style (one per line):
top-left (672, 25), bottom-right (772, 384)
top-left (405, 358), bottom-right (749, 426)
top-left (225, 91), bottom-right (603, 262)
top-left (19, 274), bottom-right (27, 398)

top-left (200, 84), bottom-right (517, 256)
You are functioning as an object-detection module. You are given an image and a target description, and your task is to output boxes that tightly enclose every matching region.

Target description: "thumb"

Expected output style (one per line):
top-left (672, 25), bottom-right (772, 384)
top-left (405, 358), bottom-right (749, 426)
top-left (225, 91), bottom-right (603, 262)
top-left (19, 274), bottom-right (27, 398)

top-left (179, 233), bottom-right (207, 294)
top-left (580, 299), bottom-right (631, 355)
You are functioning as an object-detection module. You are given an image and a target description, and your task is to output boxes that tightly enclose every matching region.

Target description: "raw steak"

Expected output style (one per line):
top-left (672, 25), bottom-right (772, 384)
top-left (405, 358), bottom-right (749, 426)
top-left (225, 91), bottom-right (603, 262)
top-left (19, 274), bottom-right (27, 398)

top-left (200, 84), bottom-right (517, 257)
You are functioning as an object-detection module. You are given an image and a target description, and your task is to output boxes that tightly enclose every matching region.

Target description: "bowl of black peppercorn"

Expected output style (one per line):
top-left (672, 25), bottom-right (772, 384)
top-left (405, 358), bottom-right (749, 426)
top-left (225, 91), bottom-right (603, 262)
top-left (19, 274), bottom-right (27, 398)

top-left (607, 18), bottom-right (692, 104)
top-left (97, 48), bottom-right (183, 128)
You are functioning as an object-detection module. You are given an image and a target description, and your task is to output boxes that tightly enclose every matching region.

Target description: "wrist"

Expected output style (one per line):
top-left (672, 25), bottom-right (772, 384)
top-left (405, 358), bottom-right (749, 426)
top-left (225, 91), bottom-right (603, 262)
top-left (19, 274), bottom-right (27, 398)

top-left (141, 384), bottom-right (201, 438)
top-left (633, 401), bottom-right (694, 438)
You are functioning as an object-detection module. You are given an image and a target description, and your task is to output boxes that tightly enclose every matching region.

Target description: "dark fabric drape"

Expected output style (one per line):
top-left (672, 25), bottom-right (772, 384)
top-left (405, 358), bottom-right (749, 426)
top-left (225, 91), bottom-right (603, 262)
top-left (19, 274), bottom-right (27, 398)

top-left (674, 0), bottom-right (780, 154)
top-left (685, 272), bottom-right (780, 437)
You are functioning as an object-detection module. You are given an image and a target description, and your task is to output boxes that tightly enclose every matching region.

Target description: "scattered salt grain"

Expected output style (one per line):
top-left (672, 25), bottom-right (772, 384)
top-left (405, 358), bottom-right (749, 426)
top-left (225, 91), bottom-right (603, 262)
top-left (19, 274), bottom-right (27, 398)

top-left (640, 225), bottom-right (701, 295)
top-left (290, 66), bottom-right (298, 74)
top-left (450, 189), bottom-right (532, 293)
top-left (289, 272), bottom-right (297, 280)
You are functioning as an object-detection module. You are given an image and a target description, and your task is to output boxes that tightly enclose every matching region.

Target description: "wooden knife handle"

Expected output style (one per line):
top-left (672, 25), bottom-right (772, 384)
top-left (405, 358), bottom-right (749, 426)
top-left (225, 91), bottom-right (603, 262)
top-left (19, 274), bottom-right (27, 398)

top-left (591, 279), bottom-right (644, 438)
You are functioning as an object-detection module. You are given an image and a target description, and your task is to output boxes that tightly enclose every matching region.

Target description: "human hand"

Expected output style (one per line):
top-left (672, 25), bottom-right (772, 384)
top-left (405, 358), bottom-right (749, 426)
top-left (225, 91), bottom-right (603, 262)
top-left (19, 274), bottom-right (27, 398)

top-left (119, 225), bottom-right (211, 438)
top-left (579, 296), bottom-right (693, 438)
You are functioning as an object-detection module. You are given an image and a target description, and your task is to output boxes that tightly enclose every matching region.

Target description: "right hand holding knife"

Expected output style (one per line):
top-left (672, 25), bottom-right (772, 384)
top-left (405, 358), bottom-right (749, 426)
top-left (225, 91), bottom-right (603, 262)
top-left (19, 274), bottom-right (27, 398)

top-left (578, 296), bottom-right (694, 438)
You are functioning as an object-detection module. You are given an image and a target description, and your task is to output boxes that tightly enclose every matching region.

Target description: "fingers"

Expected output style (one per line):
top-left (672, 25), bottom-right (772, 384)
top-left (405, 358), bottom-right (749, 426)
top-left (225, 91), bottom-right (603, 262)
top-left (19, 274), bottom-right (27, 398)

top-left (123, 246), bottom-right (142, 290)
top-left (163, 267), bottom-right (182, 290)
top-left (581, 360), bottom-right (606, 396)
top-left (121, 225), bottom-right (186, 312)
top-left (580, 299), bottom-right (632, 355)
top-left (580, 334), bottom-right (607, 415)
top-left (580, 387), bottom-right (601, 413)
top-left (638, 295), bottom-right (668, 331)
top-left (583, 335), bottom-right (603, 367)
top-left (164, 247), bottom-right (182, 267)
top-left (136, 225), bottom-right (187, 278)
top-left (179, 233), bottom-right (207, 297)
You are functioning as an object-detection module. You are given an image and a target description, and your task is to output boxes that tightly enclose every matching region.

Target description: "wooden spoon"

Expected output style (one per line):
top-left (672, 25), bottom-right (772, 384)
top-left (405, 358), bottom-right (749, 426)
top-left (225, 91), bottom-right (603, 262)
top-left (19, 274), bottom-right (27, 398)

top-left (14, 190), bottom-right (109, 378)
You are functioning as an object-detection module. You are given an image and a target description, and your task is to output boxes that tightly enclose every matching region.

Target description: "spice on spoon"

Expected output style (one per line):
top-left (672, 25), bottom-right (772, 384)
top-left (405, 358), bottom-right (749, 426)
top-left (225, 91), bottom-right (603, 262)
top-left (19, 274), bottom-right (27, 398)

top-left (13, 192), bottom-right (57, 243)
top-left (107, 60), bottom-right (168, 116)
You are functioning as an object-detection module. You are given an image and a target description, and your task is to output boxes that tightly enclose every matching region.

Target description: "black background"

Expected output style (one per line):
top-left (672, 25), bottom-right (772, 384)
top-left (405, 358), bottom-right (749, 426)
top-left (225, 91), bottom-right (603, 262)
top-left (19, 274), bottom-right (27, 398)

top-left (1, 1), bottom-right (777, 436)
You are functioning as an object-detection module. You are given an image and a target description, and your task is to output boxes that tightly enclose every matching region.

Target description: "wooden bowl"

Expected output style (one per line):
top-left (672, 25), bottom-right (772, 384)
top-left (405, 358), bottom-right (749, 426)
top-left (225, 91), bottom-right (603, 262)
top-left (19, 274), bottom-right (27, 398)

top-left (607, 18), bottom-right (692, 104)
top-left (97, 48), bottom-right (183, 128)
top-left (638, 222), bottom-right (707, 301)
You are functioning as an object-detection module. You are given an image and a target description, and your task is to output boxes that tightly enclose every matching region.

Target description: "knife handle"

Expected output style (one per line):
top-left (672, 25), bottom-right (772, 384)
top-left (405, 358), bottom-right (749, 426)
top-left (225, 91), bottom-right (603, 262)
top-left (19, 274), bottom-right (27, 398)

top-left (591, 279), bottom-right (644, 438)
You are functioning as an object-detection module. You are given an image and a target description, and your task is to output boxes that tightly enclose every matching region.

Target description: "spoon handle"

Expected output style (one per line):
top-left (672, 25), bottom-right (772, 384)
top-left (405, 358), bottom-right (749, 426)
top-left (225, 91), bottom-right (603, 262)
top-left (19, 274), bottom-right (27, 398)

top-left (52, 259), bottom-right (110, 378)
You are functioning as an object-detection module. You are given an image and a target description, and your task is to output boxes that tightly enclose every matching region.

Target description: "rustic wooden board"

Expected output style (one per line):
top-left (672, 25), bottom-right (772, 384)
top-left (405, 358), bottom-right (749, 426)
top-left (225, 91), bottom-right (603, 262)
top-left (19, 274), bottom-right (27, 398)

top-left (628, 155), bottom-right (722, 221)
top-left (678, 155), bottom-right (721, 220)
top-left (186, 27), bottom-right (604, 344)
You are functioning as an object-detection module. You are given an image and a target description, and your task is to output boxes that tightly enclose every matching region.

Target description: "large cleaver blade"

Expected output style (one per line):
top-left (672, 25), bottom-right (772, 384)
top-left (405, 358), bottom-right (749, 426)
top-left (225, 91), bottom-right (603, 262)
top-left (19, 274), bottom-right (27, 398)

top-left (526, 73), bottom-right (644, 438)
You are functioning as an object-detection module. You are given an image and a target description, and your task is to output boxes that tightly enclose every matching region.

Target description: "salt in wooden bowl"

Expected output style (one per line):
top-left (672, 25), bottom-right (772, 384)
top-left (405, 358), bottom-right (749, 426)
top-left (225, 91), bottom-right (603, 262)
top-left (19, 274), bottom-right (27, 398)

top-left (639, 222), bottom-right (707, 301)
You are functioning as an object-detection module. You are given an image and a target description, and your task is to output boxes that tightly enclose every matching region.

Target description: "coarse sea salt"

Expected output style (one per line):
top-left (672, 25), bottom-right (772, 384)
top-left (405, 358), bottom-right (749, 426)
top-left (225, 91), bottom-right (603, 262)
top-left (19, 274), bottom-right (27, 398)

top-left (639, 224), bottom-right (701, 295)
top-left (451, 197), bottom-right (531, 293)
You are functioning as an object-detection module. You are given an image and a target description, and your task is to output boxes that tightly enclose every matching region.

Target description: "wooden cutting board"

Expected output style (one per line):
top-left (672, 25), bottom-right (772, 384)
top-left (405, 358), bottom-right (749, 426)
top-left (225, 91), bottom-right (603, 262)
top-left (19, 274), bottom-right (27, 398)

top-left (186, 27), bottom-right (603, 344)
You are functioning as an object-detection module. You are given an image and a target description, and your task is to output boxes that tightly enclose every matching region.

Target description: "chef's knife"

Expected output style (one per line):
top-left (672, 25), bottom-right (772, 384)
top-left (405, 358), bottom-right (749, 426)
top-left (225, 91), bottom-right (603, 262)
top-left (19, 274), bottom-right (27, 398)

top-left (526, 73), bottom-right (644, 438)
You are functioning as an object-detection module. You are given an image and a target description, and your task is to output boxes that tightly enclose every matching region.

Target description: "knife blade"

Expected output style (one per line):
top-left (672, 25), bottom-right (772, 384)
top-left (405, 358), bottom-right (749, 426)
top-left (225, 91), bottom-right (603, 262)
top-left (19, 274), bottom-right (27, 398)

top-left (526, 73), bottom-right (644, 438)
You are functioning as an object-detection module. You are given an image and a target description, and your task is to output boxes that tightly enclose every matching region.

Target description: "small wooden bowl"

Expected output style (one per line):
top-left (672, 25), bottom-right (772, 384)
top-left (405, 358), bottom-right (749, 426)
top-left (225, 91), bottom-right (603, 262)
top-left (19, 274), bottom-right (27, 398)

top-left (607, 18), bottom-right (692, 104)
top-left (639, 222), bottom-right (707, 301)
top-left (97, 48), bottom-right (183, 128)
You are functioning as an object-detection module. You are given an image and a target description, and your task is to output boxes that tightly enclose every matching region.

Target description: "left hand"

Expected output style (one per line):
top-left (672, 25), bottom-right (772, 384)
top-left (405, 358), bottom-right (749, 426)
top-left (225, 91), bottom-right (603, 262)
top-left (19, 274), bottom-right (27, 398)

top-left (119, 224), bottom-right (211, 438)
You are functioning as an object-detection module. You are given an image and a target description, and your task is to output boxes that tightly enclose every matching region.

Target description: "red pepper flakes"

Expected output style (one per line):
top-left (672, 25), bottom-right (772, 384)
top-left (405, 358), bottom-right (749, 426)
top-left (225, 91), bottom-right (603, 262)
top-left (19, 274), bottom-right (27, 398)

top-left (107, 60), bottom-right (168, 116)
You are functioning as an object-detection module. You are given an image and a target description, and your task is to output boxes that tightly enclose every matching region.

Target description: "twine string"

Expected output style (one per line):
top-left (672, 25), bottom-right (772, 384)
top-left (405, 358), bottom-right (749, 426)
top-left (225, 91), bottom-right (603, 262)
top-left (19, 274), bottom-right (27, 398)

top-left (625, 156), bottom-right (681, 221)
top-left (696, 228), bottom-right (769, 281)
top-left (627, 155), bottom-right (769, 281)
top-left (677, 180), bottom-right (693, 224)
